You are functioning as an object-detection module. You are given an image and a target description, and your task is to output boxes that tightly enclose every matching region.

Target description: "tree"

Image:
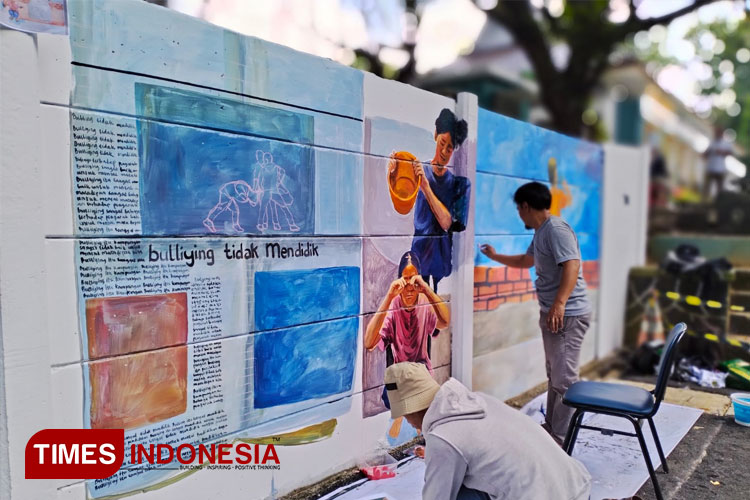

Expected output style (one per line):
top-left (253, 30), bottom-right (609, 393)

top-left (351, 0), bottom-right (420, 83)
top-left (633, 16), bottom-right (750, 158)
top-left (473, 0), bottom-right (726, 137)
top-left (684, 19), bottom-right (750, 156)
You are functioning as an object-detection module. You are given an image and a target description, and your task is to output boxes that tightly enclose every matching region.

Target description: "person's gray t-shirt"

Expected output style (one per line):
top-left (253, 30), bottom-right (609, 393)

top-left (526, 216), bottom-right (591, 316)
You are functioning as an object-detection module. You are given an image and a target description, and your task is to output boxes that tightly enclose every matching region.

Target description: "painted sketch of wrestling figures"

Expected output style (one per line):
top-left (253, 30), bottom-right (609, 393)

top-left (203, 150), bottom-right (299, 233)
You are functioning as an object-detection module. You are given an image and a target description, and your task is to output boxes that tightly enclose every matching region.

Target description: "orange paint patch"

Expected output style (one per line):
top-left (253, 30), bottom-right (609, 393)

top-left (89, 345), bottom-right (188, 430)
top-left (86, 293), bottom-right (188, 359)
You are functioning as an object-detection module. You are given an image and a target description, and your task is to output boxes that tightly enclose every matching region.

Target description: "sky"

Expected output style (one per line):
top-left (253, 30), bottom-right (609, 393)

top-left (167, 0), bottom-right (746, 122)
top-left (168, 0), bottom-right (485, 72)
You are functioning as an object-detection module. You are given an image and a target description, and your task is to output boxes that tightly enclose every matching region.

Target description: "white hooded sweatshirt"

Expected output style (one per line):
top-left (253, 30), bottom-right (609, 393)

top-left (422, 378), bottom-right (591, 500)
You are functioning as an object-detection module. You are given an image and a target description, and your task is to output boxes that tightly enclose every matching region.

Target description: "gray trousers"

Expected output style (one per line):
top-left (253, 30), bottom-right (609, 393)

top-left (539, 312), bottom-right (591, 442)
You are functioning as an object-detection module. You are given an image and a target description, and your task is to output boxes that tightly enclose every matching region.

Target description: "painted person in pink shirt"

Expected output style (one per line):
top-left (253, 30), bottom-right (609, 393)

top-left (365, 251), bottom-right (450, 409)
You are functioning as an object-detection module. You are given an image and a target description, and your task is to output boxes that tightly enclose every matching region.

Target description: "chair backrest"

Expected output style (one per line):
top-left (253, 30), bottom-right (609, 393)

top-left (652, 323), bottom-right (686, 413)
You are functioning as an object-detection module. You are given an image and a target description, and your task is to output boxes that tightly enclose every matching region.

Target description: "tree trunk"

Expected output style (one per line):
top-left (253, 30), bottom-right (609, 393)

top-left (537, 81), bottom-right (588, 137)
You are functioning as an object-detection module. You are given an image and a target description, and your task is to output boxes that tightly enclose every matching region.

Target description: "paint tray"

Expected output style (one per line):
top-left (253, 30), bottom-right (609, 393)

top-left (358, 451), bottom-right (397, 480)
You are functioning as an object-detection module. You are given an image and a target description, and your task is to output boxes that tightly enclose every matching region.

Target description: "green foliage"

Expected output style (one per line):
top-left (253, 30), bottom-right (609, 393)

top-left (685, 19), bottom-right (750, 155)
top-left (478, 0), bottom-right (725, 136)
top-left (637, 18), bottom-right (750, 156)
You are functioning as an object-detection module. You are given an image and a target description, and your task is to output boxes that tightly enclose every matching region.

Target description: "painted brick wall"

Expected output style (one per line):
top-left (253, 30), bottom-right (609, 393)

top-left (474, 261), bottom-right (600, 312)
top-left (473, 266), bottom-right (537, 311)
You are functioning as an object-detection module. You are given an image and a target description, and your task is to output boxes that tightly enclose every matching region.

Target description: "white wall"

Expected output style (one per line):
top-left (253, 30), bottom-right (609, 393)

top-left (598, 143), bottom-right (649, 358)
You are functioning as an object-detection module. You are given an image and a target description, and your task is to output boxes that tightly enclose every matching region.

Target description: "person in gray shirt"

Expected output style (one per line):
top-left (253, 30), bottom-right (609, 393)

top-left (480, 182), bottom-right (591, 444)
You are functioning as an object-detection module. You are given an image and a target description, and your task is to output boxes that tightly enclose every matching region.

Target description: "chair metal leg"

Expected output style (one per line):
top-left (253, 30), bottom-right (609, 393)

top-left (631, 417), bottom-right (663, 500)
top-left (648, 417), bottom-right (669, 474)
top-left (563, 409), bottom-right (584, 455)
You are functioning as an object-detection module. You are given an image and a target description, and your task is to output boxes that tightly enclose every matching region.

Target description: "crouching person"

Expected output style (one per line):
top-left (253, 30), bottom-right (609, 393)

top-left (384, 362), bottom-right (591, 500)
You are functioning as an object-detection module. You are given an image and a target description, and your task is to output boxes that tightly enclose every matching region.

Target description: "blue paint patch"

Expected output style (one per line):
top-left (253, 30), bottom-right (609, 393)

top-left (477, 109), bottom-right (548, 179)
top-left (475, 173), bottom-right (538, 236)
top-left (135, 85), bottom-right (316, 236)
top-left (254, 266), bottom-right (360, 331)
top-left (135, 84), bottom-right (314, 144)
top-left (253, 317), bottom-right (358, 408)
top-left (577, 232), bottom-right (600, 262)
top-left (476, 107), bottom-right (603, 261)
top-left (314, 150), bottom-right (363, 235)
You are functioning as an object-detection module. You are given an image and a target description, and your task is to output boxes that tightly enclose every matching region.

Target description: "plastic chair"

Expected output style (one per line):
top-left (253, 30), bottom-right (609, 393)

top-left (561, 323), bottom-right (686, 500)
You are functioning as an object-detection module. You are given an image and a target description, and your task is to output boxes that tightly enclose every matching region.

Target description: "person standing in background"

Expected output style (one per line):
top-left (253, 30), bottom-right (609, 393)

top-left (649, 146), bottom-right (670, 209)
top-left (703, 127), bottom-right (733, 201)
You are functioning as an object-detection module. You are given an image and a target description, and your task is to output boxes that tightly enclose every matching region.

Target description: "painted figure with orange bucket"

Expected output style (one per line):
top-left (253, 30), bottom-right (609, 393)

top-left (387, 109), bottom-right (471, 293)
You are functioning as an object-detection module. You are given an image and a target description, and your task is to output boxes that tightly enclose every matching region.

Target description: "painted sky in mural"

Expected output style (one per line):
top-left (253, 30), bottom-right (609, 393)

top-left (475, 108), bottom-right (602, 264)
top-left (472, 107), bottom-right (603, 402)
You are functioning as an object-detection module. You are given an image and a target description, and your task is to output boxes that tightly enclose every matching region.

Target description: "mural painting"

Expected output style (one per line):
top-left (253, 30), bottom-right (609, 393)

top-left (0, 2), bottom-right (483, 498)
top-left (65, 0), bottom-right (369, 493)
top-left (86, 293), bottom-right (190, 430)
top-left (75, 237), bottom-right (361, 497)
top-left (361, 105), bottom-right (471, 447)
top-left (472, 109), bottom-right (603, 401)
top-left (135, 83), bottom-right (315, 237)
top-left (0, 0), bottom-right (67, 34)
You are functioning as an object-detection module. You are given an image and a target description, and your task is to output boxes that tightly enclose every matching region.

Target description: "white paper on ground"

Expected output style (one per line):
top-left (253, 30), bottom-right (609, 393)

top-left (522, 391), bottom-right (702, 500)
top-left (318, 458), bottom-right (425, 500)
top-left (321, 395), bottom-right (701, 500)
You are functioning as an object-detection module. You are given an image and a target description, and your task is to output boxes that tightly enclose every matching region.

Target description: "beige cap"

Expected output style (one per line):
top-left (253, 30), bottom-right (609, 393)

top-left (384, 362), bottom-right (440, 419)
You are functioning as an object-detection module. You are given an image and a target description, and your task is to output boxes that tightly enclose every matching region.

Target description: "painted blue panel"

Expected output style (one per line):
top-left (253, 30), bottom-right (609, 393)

top-left (577, 232), bottom-right (600, 262)
top-left (315, 149), bottom-right (363, 235)
top-left (475, 173), bottom-right (537, 236)
top-left (254, 266), bottom-right (360, 331)
top-left (135, 84), bottom-right (314, 144)
top-left (253, 317), bottom-right (358, 408)
top-left (137, 120), bottom-right (315, 237)
top-left (476, 107), bottom-right (603, 259)
top-left (69, 0), bottom-right (364, 119)
top-left (477, 109), bottom-right (548, 179)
